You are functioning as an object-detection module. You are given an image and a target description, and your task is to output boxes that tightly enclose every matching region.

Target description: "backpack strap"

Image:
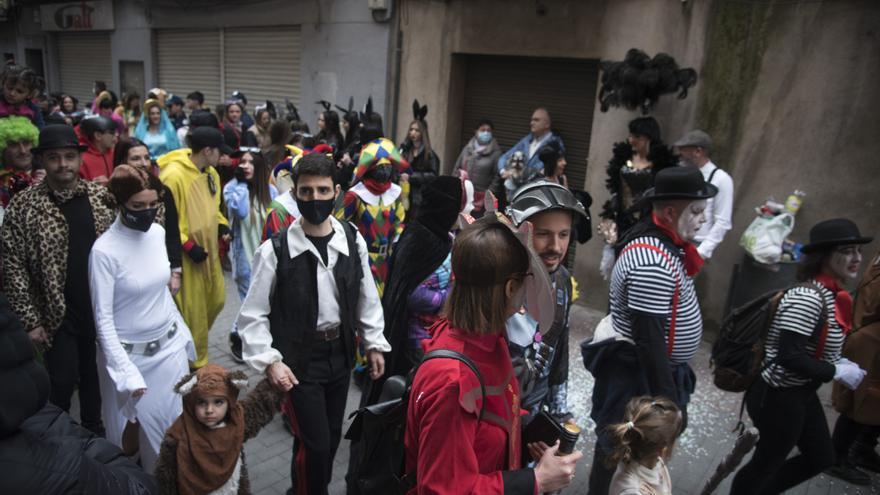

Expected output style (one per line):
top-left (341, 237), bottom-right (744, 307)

top-left (802, 282), bottom-right (831, 359)
top-left (419, 349), bottom-right (487, 422)
top-left (620, 242), bottom-right (680, 358)
top-left (401, 349), bottom-right (488, 489)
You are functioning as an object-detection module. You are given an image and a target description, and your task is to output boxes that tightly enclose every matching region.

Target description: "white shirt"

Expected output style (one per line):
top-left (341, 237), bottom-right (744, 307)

top-left (236, 216), bottom-right (391, 373)
top-left (694, 161), bottom-right (734, 259)
top-left (610, 458), bottom-right (672, 495)
top-left (89, 218), bottom-right (186, 393)
top-left (528, 132), bottom-right (551, 159)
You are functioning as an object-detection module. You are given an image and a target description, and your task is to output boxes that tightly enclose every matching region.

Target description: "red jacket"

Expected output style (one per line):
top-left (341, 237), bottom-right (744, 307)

top-left (79, 141), bottom-right (114, 182)
top-left (405, 319), bottom-right (536, 494)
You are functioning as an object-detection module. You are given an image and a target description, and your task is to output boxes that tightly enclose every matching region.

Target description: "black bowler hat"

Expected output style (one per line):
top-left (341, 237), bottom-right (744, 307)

top-left (32, 124), bottom-right (87, 153)
top-left (800, 218), bottom-right (873, 254)
top-left (641, 166), bottom-right (718, 202)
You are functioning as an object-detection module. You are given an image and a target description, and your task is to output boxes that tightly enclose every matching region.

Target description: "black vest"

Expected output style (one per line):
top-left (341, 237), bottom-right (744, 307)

top-left (269, 221), bottom-right (363, 380)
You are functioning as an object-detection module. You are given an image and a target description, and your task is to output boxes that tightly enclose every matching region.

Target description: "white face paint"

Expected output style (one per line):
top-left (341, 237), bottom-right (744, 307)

top-left (828, 245), bottom-right (863, 281)
top-left (676, 200), bottom-right (707, 242)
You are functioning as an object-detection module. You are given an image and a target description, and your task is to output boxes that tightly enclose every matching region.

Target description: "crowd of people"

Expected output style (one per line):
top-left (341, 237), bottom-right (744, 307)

top-left (0, 58), bottom-right (877, 495)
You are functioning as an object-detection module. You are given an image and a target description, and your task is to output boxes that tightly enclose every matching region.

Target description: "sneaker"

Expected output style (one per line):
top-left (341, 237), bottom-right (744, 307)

top-left (852, 447), bottom-right (880, 473)
top-left (229, 332), bottom-right (244, 363)
top-left (826, 460), bottom-right (872, 486)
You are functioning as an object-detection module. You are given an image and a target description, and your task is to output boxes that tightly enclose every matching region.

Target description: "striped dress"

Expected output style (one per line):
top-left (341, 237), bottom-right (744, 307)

top-left (609, 236), bottom-right (703, 364)
top-left (760, 282), bottom-right (844, 388)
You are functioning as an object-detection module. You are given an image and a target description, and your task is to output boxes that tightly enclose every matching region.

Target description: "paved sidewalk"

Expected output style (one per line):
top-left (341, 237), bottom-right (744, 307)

top-left (73, 272), bottom-right (880, 494)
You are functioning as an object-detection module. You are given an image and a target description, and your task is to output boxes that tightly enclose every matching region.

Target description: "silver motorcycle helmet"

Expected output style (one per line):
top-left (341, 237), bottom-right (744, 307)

top-left (506, 180), bottom-right (589, 227)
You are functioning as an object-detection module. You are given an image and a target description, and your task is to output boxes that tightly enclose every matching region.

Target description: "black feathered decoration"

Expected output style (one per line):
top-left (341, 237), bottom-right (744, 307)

top-left (335, 96), bottom-right (354, 116)
top-left (362, 96), bottom-right (374, 121)
top-left (255, 100), bottom-right (277, 120)
top-left (316, 100), bottom-right (332, 112)
top-left (285, 99), bottom-right (301, 123)
top-left (411, 99), bottom-right (428, 122)
top-left (598, 48), bottom-right (698, 114)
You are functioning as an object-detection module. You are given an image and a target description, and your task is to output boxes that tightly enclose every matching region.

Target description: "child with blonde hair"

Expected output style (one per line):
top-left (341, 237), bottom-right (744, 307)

top-left (607, 396), bottom-right (682, 495)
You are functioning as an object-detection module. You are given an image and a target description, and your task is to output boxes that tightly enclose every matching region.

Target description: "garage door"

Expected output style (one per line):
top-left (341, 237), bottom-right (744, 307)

top-left (459, 55), bottom-right (599, 190)
top-left (57, 32), bottom-right (112, 105)
top-left (156, 30), bottom-right (221, 106)
top-left (224, 26), bottom-right (301, 109)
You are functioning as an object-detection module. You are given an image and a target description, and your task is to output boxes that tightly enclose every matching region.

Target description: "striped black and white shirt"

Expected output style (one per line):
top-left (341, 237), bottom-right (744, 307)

top-left (609, 236), bottom-right (703, 364)
top-left (761, 281), bottom-right (845, 388)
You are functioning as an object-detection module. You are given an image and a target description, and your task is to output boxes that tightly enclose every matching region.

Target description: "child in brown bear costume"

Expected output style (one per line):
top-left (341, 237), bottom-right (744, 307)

top-left (153, 364), bottom-right (281, 495)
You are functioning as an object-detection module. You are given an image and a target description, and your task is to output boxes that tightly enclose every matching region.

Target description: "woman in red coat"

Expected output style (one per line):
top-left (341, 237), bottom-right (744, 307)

top-left (405, 220), bottom-right (582, 494)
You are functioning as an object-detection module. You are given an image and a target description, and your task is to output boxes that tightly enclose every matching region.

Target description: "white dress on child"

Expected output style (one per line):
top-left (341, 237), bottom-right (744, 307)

top-left (609, 458), bottom-right (672, 495)
top-left (89, 218), bottom-right (195, 474)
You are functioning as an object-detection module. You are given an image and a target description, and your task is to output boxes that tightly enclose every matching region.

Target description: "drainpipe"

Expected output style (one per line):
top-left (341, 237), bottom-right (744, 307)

top-left (376, 0), bottom-right (400, 142)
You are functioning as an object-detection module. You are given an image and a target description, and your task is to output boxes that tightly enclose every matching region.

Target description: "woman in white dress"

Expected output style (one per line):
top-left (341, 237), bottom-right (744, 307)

top-left (89, 164), bottom-right (195, 473)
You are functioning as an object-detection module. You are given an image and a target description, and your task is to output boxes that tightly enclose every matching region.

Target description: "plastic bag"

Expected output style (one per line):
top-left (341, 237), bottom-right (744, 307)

top-left (739, 213), bottom-right (795, 264)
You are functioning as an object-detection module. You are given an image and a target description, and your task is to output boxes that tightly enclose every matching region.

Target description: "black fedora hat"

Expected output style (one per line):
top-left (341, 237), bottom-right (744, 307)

top-left (32, 124), bottom-right (87, 153)
top-left (641, 166), bottom-right (718, 202)
top-left (800, 218), bottom-right (873, 254)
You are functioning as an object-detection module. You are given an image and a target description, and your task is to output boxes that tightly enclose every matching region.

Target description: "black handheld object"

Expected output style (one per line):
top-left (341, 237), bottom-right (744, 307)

top-left (557, 423), bottom-right (581, 456)
top-left (523, 410), bottom-right (564, 450)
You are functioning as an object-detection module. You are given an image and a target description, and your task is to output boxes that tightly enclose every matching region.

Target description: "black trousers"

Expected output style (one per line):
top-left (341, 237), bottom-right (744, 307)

top-left (288, 339), bottom-right (351, 495)
top-left (584, 344), bottom-right (693, 495)
top-left (832, 414), bottom-right (880, 460)
top-left (730, 380), bottom-right (834, 494)
top-left (43, 317), bottom-right (103, 434)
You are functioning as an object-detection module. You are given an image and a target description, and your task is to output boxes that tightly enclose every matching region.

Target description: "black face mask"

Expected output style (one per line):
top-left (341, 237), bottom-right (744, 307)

top-left (121, 206), bottom-right (158, 232)
top-left (365, 166), bottom-right (392, 183)
top-left (296, 197), bottom-right (336, 226)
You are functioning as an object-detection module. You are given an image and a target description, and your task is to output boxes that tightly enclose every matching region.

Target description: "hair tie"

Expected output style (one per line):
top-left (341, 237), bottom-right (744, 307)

top-left (625, 421), bottom-right (635, 431)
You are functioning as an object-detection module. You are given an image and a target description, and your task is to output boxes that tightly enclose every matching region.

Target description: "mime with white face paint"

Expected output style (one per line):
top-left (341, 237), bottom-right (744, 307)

top-left (583, 166), bottom-right (717, 495)
top-left (731, 218), bottom-right (872, 494)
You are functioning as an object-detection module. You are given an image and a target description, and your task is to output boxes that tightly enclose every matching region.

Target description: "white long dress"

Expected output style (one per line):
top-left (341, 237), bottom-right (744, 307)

top-left (89, 217), bottom-right (195, 474)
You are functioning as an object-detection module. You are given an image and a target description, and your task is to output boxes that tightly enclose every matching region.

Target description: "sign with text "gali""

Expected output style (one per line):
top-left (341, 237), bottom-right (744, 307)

top-left (40, 1), bottom-right (114, 31)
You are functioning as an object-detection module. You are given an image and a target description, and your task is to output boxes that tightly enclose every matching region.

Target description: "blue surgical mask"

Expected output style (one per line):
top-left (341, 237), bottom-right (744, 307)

top-left (477, 131), bottom-right (492, 144)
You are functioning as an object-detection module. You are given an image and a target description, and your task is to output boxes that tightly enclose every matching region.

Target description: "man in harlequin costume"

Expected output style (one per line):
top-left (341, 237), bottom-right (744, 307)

top-left (158, 127), bottom-right (233, 368)
top-left (335, 137), bottom-right (409, 297)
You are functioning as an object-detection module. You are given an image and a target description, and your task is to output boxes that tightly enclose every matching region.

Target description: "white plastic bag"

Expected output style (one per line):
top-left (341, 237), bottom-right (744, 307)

top-left (739, 213), bottom-right (795, 264)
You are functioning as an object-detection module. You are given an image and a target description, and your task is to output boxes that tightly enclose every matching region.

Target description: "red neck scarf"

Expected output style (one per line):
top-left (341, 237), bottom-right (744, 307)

top-left (651, 212), bottom-right (704, 277)
top-left (815, 273), bottom-right (853, 333)
top-left (363, 177), bottom-right (391, 195)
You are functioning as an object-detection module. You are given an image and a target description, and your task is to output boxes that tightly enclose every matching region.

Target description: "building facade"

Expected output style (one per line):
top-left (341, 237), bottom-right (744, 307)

top-left (1, 0), bottom-right (395, 127)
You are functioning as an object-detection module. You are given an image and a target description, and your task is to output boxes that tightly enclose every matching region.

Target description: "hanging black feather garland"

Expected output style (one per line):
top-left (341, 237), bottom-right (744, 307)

top-left (598, 48), bottom-right (698, 114)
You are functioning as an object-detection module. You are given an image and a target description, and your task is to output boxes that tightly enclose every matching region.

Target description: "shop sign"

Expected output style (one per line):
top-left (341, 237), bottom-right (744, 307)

top-left (40, 1), bottom-right (114, 31)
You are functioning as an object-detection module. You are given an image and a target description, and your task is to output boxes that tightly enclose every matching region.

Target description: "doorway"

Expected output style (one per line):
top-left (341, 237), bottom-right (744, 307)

top-left (119, 60), bottom-right (145, 98)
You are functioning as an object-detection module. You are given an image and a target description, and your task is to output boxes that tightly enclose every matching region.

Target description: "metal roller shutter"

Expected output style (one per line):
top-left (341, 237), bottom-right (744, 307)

top-left (223, 26), bottom-right (301, 108)
top-left (458, 55), bottom-right (599, 190)
top-left (156, 30), bottom-right (221, 106)
top-left (57, 32), bottom-right (112, 105)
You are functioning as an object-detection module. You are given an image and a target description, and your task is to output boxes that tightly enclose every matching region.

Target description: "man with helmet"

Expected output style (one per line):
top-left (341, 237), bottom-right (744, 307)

top-left (505, 179), bottom-right (590, 424)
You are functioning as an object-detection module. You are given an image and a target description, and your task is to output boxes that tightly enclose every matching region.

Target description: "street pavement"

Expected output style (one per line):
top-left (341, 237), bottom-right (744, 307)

top-left (74, 272), bottom-right (880, 494)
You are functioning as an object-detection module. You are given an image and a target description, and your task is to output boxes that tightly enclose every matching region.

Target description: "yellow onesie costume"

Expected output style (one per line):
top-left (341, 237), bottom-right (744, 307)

top-left (158, 149), bottom-right (228, 368)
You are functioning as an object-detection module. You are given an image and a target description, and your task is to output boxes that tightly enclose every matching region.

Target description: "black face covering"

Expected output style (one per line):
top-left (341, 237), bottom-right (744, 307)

top-left (365, 166), bottom-right (392, 183)
top-left (121, 206), bottom-right (158, 232)
top-left (296, 197), bottom-right (336, 225)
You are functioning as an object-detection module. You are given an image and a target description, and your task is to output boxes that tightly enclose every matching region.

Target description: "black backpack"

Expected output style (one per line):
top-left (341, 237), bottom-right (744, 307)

top-left (344, 349), bottom-right (486, 494)
top-left (711, 282), bottom-right (827, 393)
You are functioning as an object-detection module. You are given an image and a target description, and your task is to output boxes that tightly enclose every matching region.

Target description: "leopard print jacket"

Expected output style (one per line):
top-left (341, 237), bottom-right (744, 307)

top-left (1, 179), bottom-right (115, 336)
